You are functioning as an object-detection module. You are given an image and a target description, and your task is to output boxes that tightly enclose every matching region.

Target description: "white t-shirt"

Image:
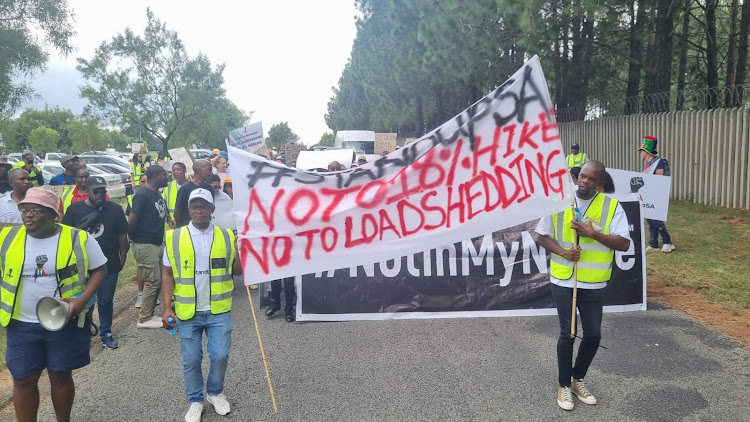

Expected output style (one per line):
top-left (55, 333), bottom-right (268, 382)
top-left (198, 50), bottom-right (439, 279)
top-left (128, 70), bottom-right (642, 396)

top-left (0, 193), bottom-right (21, 223)
top-left (535, 194), bottom-right (631, 290)
top-left (163, 222), bottom-right (214, 312)
top-left (212, 192), bottom-right (236, 231)
top-left (16, 231), bottom-right (108, 323)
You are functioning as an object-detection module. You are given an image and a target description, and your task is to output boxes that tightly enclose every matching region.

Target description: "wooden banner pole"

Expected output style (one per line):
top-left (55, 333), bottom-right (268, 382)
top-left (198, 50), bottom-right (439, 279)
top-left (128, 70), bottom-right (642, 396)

top-left (246, 285), bottom-right (278, 413)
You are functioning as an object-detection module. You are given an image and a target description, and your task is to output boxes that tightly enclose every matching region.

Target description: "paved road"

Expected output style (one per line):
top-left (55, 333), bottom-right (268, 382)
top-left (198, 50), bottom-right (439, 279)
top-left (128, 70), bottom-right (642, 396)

top-left (20, 279), bottom-right (750, 422)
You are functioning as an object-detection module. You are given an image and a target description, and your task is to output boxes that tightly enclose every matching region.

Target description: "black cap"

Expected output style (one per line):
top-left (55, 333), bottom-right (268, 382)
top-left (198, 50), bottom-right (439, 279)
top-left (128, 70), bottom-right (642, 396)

top-left (86, 176), bottom-right (107, 191)
top-left (571, 143), bottom-right (580, 149)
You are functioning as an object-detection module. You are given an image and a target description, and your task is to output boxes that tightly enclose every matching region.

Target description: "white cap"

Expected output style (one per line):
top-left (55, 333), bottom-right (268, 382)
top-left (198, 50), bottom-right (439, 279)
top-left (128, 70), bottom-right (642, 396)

top-left (188, 188), bottom-right (214, 205)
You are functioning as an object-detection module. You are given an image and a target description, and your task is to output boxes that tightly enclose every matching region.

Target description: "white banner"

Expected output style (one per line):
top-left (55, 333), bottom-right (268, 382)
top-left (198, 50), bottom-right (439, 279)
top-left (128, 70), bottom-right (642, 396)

top-left (228, 122), bottom-right (265, 152)
top-left (607, 168), bottom-right (671, 220)
top-left (229, 56), bottom-right (575, 283)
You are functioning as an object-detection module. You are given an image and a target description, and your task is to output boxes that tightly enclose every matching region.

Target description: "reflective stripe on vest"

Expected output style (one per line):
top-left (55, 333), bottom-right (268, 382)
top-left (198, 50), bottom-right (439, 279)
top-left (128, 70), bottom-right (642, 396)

top-left (566, 153), bottom-right (587, 168)
top-left (0, 224), bottom-right (90, 326)
top-left (550, 194), bottom-right (617, 283)
top-left (131, 163), bottom-right (144, 186)
top-left (60, 186), bottom-right (75, 214)
top-left (166, 225), bottom-right (235, 320)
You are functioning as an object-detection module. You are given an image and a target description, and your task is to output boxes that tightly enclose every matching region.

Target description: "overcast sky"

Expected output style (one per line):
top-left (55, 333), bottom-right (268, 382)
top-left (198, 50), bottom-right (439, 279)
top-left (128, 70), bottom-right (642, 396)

top-left (23, 0), bottom-right (359, 145)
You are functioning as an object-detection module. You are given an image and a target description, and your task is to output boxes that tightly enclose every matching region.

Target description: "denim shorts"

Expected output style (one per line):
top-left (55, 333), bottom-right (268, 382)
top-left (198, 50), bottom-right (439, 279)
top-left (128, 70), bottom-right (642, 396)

top-left (5, 319), bottom-right (91, 380)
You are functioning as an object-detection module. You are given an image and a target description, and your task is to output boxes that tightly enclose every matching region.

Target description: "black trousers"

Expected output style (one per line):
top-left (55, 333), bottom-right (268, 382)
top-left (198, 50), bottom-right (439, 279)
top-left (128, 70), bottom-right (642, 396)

top-left (551, 283), bottom-right (603, 387)
top-left (269, 277), bottom-right (295, 310)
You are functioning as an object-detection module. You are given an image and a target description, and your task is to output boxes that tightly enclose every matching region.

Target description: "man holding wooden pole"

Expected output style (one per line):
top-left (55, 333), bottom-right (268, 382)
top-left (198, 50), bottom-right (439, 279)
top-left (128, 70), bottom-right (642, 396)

top-left (535, 161), bottom-right (631, 411)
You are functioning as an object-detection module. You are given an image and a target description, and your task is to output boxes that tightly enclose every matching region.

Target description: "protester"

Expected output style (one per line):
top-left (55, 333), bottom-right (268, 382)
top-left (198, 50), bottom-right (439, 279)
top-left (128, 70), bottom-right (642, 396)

top-left (163, 162), bottom-right (188, 230)
top-left (222, 178), bottom-right (233, 199)
top-left (0, 169), bottom-right (31, 223)
top-left (62, 176), bottom-right (129, 349)
top-left (210, 148), bottom-right (220, 159)
top-left (0, 156), bottom-right (15, 194)
top-left (265, 278), bottom-right (296, 323)
top-left (565, 144), bottom-right (588, 169)
top-left (357, 155), bottom-right (367, 166)
top-left (130, 153), bottom-right (145, 188)
top-left (60, 167), bottom-right (111, 215)
top-left (162, 188), bottom-right (241, 422)
top-left (638, 135), bottom-right (674, 253)
top-left (129, 165), bottom-right (171, 328)
top-left (212, 156), bottom-right (229, 186)
top-left (600, 171), bottom-right (615, 194)
top-left (174, 159), bottom-right (213, 228)
top-left (144, 155), bottom-right (154, 168)
top-left (327, 161), bottom-right (343, 172)
top-left (127, 173), bottom-right (149, 308)
top-left (1, 187), bottom-right (107, 422)
top-left (157, 151), bottom-right (172, 164)
top-left (12, 150), bottom-right (44, 186)
top-left (569, 167), bottom-right (581, 185)
top-left (534, 161), bottom-right (631, 411)
top-left (49, 155), bottom-right (79, 186)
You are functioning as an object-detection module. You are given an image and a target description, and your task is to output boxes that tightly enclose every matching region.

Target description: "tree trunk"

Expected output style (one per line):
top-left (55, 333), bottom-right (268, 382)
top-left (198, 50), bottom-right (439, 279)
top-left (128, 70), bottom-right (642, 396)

top-left (642, 3), bottom-right (657, 111)
top-left (724, 0), bottom-right (739, 107)
top-left (733, 0), bottom-right (750, 105)
top-left (625, 0), bottom-right (646, 114)
top-left (415, 95), bottom-right (423, 136)
top-left (651, 0), bottom-right (675, 112)
top-left (676, 0), bottom-right (691, 110)
top-left (705, 0), bottom-right (719, 109)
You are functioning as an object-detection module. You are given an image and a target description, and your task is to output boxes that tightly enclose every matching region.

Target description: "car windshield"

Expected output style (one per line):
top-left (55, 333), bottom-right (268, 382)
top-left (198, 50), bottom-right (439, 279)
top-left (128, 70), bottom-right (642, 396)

top-left (342, 141), bottom-right (374, 154)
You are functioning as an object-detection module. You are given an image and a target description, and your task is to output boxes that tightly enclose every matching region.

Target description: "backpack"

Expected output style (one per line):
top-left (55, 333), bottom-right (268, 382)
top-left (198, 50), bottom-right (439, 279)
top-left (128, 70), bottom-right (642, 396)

top-left (661, 158), bottom-right (671, 176)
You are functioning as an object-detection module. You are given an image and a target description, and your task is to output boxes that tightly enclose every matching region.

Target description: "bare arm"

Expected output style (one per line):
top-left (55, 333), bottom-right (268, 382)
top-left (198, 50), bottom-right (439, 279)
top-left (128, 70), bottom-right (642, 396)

top-left (232, 250), bottom-right (243, 275)
top-left (63, 264), bottom-right (107, 317)
top-left (536, 234), bottom-right (581, 262)
top-left (118, 233), bottom-right (129, 266)
top-left (127, 208), bottom-right (139, 235)
top-left (161, 265), bottom-right (177, 329)
top-left (571, 221), bottom-right (631, 252)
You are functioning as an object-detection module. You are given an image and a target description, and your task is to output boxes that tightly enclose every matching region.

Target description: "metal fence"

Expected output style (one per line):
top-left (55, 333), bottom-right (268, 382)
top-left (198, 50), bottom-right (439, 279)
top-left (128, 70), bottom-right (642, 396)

top-left (558, 107), bottom-right (750, 209)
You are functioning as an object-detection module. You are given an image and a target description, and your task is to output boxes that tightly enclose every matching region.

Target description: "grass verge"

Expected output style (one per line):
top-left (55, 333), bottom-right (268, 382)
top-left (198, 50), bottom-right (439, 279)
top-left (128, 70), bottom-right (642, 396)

top-left (646, 200), bottom-right (750, 315)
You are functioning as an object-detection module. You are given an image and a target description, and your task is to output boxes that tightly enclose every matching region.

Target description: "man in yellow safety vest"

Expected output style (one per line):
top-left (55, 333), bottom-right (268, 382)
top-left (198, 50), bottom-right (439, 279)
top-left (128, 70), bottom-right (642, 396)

top-left (0, 187), bottom-right (107, 421)
top-left (535, 161), bottom-right (631, 411)
top-left (565, 143), bottom-right (588, 169)
top-left (162, 162), bottom-right (188, 230)
top-left (162, 188), bottom-right (242, 422)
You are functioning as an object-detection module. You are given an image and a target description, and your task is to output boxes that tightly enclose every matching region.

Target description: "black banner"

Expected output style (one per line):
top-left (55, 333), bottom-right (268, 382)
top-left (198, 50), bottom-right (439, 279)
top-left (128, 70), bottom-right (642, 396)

top-left (299, 199), bottom-right (644, 318)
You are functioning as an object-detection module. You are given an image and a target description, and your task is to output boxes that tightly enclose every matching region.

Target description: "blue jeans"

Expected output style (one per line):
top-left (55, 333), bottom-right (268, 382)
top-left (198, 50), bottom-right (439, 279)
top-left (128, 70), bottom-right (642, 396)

top-left (177, 311), bottom-right (233, 402)
top-left (551, 283), bottom-right (603, 387)
top-left (96, 272), bottom-right (119, 337)
top-left (647, 219), bottom-right (671, 248)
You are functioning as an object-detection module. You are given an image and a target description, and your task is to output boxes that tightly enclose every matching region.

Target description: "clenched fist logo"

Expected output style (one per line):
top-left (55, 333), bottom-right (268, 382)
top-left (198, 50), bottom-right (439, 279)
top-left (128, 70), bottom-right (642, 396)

top-left (630, 177), bottom-right (645, 193)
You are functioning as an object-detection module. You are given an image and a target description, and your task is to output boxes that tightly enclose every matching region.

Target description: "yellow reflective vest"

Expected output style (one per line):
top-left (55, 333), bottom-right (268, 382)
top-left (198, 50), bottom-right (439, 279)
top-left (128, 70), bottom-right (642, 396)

top-left (0, 224), bottom-right (90, 326)
top-left (163, 180), bottom-right (180, 219)
top-left (60, 186), bottom-right (75, 215)
top-left (549, 194), bottom-right (618, 283)
top-left (165, 226), bottom-right (235, 320)
top-left (131, 162), bottom-right (144, 187)
top-left (566, 152), bottom-right (587, 169)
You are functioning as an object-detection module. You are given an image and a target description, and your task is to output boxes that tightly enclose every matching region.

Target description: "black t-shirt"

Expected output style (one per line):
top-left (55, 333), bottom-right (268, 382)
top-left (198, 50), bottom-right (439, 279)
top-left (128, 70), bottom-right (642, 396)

top-left (62, 200), bottom-right (129, 273)
top-left (174, 180), bottom-right (213, 228)
top-left (130, 186), bottom-right (167, 245)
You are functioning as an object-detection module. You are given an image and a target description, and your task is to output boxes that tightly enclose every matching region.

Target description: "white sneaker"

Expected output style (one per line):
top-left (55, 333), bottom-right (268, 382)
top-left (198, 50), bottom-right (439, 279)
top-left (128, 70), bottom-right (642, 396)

top-left (185, 402), bottom-right (203, 422)
top-left (136, 316), bottom-right (163, 329)
top-left (206, 393), bottom-right (231, 415)
top-left (661, 243), bottom-right (675, 253)
top-left (135, 291), bottom-right (143, 308)
top-left (645, 246), bottom-right (659, 252)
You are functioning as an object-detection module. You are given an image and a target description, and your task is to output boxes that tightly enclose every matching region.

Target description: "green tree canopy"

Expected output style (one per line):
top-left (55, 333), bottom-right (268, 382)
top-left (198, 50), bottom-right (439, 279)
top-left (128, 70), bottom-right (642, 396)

top-left (1, 107), bottom-right (75, 153)
top-left (77, 8), bottom-right (241, 153)
top-left (67, 118), bottom-right (107, 153)
top-left (28, 126), bottom-right (60, 156)
top-left (317, 132), bottom-right (336, 147)
top-left (266, 122), bottom-right (299, 150)
top-left (0, 0), bottom-right (75, 117)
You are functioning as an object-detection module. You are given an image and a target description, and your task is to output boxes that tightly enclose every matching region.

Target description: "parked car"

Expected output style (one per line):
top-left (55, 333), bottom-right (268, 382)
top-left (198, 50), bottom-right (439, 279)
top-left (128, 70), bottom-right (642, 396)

top-left (88, 163), bottom-right (131, 186)
top-left (8, 153), bottom-right (42, 165)
top-left (40, 161), bottom-right (126, 199)
top-left (190, 149), bottom-right (212, 160)
top-left (77, 154), bottom-right (131, 169)
top-left (45, 152), bottom-right (66, 162)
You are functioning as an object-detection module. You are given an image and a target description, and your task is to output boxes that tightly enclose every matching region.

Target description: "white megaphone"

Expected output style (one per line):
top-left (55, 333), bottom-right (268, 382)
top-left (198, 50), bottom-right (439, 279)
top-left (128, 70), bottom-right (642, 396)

top-left (36, 297), bottom-right (71, 331)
